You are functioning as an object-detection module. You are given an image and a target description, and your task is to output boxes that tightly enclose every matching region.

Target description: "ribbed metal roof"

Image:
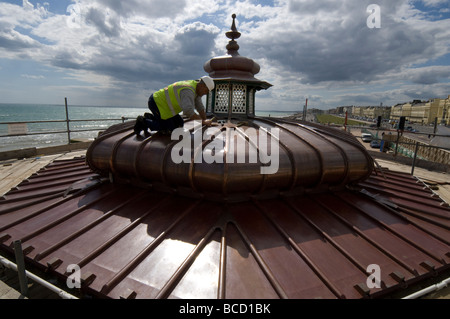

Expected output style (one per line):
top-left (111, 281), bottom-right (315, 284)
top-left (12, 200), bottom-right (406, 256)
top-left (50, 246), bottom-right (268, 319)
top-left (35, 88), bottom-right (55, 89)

top-left (0, 155), bottom-right (449, 299)
top-left (86, 119), bottom-right (374, 200)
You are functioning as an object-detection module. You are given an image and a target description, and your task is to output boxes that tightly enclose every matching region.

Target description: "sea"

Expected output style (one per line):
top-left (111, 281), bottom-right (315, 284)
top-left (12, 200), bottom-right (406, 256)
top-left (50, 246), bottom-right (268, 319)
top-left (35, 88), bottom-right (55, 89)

top-left (0, 103), bottom-right (296, 152)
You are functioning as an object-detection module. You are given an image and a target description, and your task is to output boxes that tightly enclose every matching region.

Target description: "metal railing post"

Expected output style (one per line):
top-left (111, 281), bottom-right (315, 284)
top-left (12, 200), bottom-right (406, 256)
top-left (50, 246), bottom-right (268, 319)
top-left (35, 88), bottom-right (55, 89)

top-left (394, 131), bottom-right (400, 156)
top-left (411, 142), bottom-right (420, 175)
top-left (65, 97), bottom-right (71, 144)
top-left (13, 240), bottom-right (29, 297)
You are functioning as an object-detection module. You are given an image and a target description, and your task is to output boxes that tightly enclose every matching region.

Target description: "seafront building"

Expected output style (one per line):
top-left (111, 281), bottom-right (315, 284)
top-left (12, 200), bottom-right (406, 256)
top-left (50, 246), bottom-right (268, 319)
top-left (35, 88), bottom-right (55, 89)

top-left (340, 95), bottom-right (450, 125)
top-left (390, 97), bottom-right (450, 125)
top-left (351, 105), bottom-right (391, 120)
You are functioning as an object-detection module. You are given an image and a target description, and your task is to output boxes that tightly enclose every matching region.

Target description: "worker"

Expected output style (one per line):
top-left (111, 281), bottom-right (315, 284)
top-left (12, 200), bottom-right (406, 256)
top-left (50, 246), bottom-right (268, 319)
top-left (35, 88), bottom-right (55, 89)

top-left (134, 76), bottom-right (215, 135)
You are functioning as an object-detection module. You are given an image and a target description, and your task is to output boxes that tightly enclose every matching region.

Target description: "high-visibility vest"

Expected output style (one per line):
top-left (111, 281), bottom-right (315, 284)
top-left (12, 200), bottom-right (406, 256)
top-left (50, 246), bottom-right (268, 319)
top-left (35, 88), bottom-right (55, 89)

top-left (153, 80), bottom-right (197, 119)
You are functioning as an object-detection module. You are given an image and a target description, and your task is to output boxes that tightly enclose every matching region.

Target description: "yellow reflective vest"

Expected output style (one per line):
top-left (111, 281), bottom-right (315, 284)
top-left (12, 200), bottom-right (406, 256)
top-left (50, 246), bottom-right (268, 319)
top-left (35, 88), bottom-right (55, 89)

top-left (153, 80), bottom-right (197, 119)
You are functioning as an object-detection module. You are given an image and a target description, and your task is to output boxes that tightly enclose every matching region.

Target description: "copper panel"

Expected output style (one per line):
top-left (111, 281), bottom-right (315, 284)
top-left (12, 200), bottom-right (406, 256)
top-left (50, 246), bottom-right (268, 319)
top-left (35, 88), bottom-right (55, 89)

top-left (1, 158), bottom-right (449, 299)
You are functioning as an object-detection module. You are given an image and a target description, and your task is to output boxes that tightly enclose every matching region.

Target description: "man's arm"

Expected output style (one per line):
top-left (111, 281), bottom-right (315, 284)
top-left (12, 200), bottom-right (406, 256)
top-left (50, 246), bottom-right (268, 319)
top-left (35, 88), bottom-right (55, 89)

top-left (180, 90), bottom-right (212, 126)
top-left (188, 109), bottom-right (212, 126)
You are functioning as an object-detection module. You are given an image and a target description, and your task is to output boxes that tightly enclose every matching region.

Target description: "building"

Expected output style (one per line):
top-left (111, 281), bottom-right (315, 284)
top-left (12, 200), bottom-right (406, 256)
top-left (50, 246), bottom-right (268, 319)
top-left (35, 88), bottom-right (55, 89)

top-left (351, 106), bottom-right (391, 120)
top-left (437, 95), bottom-right (450, 125)
top-left (390, 96), bottom-right (450, 125)
top-left (338, 95), bottom-right (450, 125)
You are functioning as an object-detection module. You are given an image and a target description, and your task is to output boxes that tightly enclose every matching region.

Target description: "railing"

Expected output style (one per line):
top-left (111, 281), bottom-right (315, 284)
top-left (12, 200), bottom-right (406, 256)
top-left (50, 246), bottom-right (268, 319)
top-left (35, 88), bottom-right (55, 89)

top-left (318, 115), bottom-right (450, 174)
top-left (355, 126), bottom-right (450, 175)
top-left (0, 240), bottom-right (78, 298)
top-left (0, 99), bottom-right (131, 150)
top-left (1, 108), bottom-right (449, 176)
top-left (0, 118), bottom-right (129, 139)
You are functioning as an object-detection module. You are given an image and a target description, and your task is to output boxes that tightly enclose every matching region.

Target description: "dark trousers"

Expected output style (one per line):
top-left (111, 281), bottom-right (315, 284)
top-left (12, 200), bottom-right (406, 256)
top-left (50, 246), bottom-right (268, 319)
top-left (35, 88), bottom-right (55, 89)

top-left (147, 95), bottom-right (184, 131)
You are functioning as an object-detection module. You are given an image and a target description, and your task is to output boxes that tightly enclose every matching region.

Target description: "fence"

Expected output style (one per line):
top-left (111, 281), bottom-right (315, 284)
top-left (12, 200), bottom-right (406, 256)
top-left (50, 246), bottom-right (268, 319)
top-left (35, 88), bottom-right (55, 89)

top-left (2, 109), bottom-right (449, 175)
top-left (0, 118), bottom-right (128, 139)
top-left (394, 135), bottom-right (450, 165)
top-left (0, 99), bottom-right (131, 151)
top-left (357, 126), bottom-right (450, 175)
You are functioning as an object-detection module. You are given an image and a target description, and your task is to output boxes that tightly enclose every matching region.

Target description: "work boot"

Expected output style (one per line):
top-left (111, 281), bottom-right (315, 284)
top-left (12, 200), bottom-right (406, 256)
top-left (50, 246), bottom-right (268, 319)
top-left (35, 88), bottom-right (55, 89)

top-left (144, 112), bottom-right (154, 120)
top-left (134, 116), bottom-right (147, 135)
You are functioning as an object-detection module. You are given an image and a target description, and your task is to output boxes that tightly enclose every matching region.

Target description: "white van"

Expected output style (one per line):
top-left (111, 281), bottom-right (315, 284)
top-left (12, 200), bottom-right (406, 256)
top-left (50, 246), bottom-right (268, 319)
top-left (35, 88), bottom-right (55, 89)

top-left (361, 133), bottom-right (372, 142)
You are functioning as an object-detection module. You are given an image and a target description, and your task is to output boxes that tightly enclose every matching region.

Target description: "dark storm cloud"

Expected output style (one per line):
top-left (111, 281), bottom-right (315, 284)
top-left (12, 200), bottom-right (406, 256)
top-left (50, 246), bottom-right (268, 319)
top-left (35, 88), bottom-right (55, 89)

top-left (406, 66), bottom-right (450, 84)
top-left (174, 23), bottom-right (219, 56)
top-left (53, 22), bottom-right (220, 88)
top-left (298, 27), bottom-right (434, 84)
top-left (51, 51), bottom-right (85, 70)
top-left (244, 0), bottom-right (445, 87)
top-left (0, 31), bottom-right (38, 51)
top-left (0, 21), bottom-right (41, 51)
top-left (85, 7), bottom-right (121, 38)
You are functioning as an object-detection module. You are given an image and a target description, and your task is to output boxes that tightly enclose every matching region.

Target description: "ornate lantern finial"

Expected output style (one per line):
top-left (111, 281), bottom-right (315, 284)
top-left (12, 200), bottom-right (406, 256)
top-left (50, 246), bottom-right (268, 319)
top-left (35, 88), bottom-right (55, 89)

top-left (226, 14), bottom-right (241, 55)
top-left (203, 13), bottom-right (272, 119)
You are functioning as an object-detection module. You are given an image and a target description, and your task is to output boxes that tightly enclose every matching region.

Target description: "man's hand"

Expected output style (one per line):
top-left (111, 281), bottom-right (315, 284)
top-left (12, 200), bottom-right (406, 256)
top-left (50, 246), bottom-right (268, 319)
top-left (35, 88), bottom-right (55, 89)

top-left (202, 119), bottom-right (213, 126)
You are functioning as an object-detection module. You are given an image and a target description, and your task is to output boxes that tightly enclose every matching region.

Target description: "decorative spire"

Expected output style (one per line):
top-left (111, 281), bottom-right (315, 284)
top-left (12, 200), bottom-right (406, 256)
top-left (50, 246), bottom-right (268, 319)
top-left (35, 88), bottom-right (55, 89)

top-left (203, 12), bottom-right (271, 90)
top-left (226, 14), bottom-right (240, 55)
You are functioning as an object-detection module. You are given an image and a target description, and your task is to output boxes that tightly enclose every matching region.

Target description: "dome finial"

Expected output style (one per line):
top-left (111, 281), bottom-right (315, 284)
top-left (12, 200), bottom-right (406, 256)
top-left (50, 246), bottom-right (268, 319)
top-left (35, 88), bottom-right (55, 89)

top-left (231, 14), bottom-right (237, 32)
top-left (226, 13), bottom-right (241, 54)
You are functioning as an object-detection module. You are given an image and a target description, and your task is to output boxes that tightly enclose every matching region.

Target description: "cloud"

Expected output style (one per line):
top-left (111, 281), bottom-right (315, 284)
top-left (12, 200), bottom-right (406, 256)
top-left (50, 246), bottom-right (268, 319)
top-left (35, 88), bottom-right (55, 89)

top-left (288, 0), bottom-right (343, 15)
top-left (84, 6), bottom-right (121, 38)
top-left (0, 0), bottom-right (449, 109)
top-left (421, 0), bottom-right (449, 7)
top-left (405, 66), bottom-right (450, 84)
top-left (244, 0), bottom-right (447, 85)
top-left (18, 1), bottom-right (221, 89)
top-left (21, 74), bottom-right (45, 79)
top-left (175, 22), bottom-right (219, 56)
top-left (0, 27), bottom-right (41, 52)
top-left (22, 0), bottom-right (34, 11)
top-left (96, 0), bottom-right (187, 18)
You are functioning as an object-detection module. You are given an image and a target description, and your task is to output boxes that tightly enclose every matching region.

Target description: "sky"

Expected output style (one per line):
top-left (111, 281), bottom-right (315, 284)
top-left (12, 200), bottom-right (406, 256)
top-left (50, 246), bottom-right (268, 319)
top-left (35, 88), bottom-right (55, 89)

top-left (0, 0), bottom-right (449, 111)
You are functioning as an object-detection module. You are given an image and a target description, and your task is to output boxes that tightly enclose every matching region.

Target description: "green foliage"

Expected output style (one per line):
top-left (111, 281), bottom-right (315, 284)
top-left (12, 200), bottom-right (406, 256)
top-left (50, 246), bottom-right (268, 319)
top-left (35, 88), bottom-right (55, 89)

top-left (316, 114), bottom-right (365, 126)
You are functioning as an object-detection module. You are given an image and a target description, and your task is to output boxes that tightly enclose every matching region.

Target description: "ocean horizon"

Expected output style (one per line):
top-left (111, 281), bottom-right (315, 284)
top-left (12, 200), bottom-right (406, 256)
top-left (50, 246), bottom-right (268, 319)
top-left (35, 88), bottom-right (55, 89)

top-left (0, 103), bottom-right (297, 152)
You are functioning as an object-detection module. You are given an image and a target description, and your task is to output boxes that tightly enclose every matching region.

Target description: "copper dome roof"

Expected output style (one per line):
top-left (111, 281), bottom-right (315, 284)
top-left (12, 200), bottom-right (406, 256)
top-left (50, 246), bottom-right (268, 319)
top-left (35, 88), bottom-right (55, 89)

top-left (85, 118), bottom-right (374, 201)
top-left (86, 14), bottom-right (372, 200)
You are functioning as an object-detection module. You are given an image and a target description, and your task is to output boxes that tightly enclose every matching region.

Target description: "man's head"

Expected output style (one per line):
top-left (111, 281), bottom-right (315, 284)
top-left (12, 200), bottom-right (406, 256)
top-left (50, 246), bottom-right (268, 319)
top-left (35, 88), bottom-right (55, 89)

top-left (197, 76), bottom-right (215, 96)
